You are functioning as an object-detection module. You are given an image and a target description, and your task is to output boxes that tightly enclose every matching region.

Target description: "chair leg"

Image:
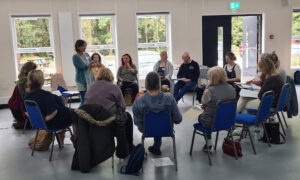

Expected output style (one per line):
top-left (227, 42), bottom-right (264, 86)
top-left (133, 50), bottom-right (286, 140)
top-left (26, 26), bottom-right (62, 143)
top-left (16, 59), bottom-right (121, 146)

top-left (112, 154), bottom-right (114, 169)
top-left (49, 132), bottom-right (56, 161)
top-left (189, 129), bottom-right (196, 156)
top-left (68, 127), bottom-right (73, 138)
top-left (214, 131), bottom-right (219, 150)
top-left (192, 89), bottom-right (196, 106)
top-left (277, 113), bottom-right (286, 135)
top-left (247, 127), bottom-right (256, 155)
top-left (281, 111), bottom-right (288, 128)
top-left (23, 118), bottom-right (28, 134)
top-left (204, 133), bottom-right (212, 166)
top-left (262, 122), bottom-right (271, 148)
top-left (32, 129), bottom-right (40, 156)
top-left (172, 136), bottom-right (178, 171)
top-left (69, 96), bottom-right (72, 108)
top-left (230, 131), bottom-right (238, 160)
top-left (141, 136), bottom-right (145, 172)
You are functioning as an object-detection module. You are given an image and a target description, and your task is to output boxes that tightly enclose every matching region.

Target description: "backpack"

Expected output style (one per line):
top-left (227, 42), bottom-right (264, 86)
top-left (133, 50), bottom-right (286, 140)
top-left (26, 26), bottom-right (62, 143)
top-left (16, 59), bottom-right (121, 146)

top-left (262, 122), bottom-right (285, 144)
top-left (28, 130), bottom-right (54, 151)
top-left (196, 85), bottom-right (206, 104)
top-left (120, 144), bottom-right (145, 176)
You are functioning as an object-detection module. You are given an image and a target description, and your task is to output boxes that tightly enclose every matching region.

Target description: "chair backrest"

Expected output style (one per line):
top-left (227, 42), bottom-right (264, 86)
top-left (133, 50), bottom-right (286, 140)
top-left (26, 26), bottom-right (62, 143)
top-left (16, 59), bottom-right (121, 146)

top-left (256, 91), bottom-right (274, 123)
top-left (57, 85), bottom-right (67, 94)
top-left (143, 109), bottom-right (173, 138)
top-left (276, 83), bottom-right (289, 111)
top-left (24, 100), bottom-right (48, 130)
top-left (211, 99), bottom-right (237, 131)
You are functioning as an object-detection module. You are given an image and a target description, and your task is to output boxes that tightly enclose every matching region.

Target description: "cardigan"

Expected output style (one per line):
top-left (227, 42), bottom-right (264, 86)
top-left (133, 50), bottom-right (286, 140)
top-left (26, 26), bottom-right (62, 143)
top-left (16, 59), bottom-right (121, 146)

top-left (72, 53), bottom-right (91, 84)
top-left (153, 60), bottom-right (174, 80)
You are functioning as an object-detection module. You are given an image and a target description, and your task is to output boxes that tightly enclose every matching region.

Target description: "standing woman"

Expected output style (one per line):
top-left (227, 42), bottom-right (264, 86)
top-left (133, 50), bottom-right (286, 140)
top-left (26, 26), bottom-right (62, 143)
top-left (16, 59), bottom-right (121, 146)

top-left (72, 40), bottom-right (95, 105)
top-left (224, 52), bottom-right (241, 85)
top-left (153, 51), bottom-right (174, 91)
top-left (117, 54), bottom-right (139, 103)
top-left (91, 53), bottom-right (105, 79)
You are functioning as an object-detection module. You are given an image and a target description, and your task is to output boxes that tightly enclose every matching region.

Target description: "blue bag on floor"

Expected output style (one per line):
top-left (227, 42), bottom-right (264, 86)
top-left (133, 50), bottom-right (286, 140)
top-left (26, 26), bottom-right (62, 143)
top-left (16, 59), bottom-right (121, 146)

top-left (120, 144), bottom-right (145, 176)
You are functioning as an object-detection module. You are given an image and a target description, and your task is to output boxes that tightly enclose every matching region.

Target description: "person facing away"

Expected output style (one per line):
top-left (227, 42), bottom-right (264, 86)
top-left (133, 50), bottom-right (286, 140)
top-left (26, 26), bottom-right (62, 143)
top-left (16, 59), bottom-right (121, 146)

top-left (224, 52), bottom-right (241, 85)
top-left (84, 68), bottom-right (135, 151)
top-left (90, 53), bottom-right (105, 79)
top-left (24, 70), bottom-right (76, 135)
top-left (174, 52), bottom-right (200, 102)
top-left (117, 53), bottom-right (139, 103)
top-left (72, 39), bottom-right (95, 105)
top-left (266, 51), bottom-right (287, 83)
top-left (236, 54), bottom-right (284, 114)
top-left (133, 72), bottom-right (182, 155)
top-left (153, 51), bottom-right (174, 90)
top-left (198, 66), bottom-right (236, 152)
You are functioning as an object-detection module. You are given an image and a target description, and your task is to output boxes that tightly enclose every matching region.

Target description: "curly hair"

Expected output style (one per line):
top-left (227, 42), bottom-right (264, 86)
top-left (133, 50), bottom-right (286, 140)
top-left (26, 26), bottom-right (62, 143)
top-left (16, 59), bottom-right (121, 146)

top-left (18, 61), bottom-right (37, 79)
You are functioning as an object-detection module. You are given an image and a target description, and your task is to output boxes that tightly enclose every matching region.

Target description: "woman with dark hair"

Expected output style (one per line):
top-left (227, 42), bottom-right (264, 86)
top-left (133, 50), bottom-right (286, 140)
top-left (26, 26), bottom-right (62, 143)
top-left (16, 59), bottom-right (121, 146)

top-left (72, 39), bottom-right (95, 105)
top-left (17, 61), bottom-right (37, 98)
top-left (117, 54), bottom-right (139, 103)
top-left (224, 52), bottom-right (241, 85)
top-left (91, 53), bottom-right (105, 79)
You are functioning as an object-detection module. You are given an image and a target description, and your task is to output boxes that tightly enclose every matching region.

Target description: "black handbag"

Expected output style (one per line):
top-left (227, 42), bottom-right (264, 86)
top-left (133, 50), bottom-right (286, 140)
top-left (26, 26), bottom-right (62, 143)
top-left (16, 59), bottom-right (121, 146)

top-left (262, 122), bottom-right (285, 144)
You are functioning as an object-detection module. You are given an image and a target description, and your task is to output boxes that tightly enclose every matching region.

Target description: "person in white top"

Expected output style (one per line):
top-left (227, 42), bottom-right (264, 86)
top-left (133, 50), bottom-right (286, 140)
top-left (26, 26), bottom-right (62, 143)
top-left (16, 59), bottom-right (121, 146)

top-left (224, 52), bottom-right (241, 86)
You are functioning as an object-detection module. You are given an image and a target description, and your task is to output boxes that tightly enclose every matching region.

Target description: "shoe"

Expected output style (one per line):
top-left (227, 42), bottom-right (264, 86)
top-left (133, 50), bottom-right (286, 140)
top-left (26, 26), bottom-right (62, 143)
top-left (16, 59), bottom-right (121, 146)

top-left (201, 145), bottom-right (213, 153)
top-left (148, 146), bottom-right (161, 155)
top-left (12, 122), bottom-right (24, 129)
top-left (129, 143), bottom-right (136, 153)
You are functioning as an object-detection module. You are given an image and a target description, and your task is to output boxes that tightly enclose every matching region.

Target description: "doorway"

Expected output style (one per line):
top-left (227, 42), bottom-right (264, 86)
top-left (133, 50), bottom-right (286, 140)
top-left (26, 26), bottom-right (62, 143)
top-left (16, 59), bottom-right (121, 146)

top-left (202, 15), bottom-right (262, 82)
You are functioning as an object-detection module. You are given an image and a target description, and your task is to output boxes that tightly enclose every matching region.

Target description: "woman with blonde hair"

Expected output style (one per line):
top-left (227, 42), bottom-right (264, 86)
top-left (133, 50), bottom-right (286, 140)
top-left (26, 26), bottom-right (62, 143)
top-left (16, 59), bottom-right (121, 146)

top-left (236, 54), bottom-right (284, 114)
top-left (24, 70), bottom-right (75, 131)
top-left (198, 66), bottom-right (236, 152)
top-left (85, 68), bottom-right (135, 152)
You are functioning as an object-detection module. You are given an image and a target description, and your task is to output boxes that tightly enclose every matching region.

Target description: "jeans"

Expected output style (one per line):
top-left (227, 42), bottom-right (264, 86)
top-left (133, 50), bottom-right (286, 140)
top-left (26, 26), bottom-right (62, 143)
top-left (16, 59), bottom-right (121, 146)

top-left (79, 91), bottom-right (86, 106)
top-left (174, 81), bottom-right (197, 102)
top-left (153, 137), bottom-right (162, 149)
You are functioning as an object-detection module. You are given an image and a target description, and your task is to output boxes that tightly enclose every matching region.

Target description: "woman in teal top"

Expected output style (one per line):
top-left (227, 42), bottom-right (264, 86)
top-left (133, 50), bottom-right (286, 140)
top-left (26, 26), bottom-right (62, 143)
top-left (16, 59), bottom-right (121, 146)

top-left (72, 39), bottom-right (95, 105)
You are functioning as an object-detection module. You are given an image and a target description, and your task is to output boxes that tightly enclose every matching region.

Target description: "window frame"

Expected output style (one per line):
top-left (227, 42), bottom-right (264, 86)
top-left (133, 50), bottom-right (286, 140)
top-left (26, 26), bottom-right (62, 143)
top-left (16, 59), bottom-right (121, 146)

top-left (291, 9), bottom-right (300, 69)
top-left (78, 13), bottom-right (118, 72)
top-left (136, 12), bottom-right (172, 79)
top-left (10, 14), bottom-right (56, 78)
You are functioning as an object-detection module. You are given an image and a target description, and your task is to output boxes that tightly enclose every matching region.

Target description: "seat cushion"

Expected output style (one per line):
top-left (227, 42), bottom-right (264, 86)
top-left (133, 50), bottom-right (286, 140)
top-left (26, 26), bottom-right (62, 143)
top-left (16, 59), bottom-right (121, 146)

top-left (193, 123), bottom-right (211, 133)
top-left (236, 114), bottom-right (256, 124)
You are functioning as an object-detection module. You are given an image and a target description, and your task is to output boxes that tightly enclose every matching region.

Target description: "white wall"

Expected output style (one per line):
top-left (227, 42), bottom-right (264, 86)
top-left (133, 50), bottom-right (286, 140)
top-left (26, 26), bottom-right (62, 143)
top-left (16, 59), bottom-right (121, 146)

top-left (0, 0), bottom-right (298, 103)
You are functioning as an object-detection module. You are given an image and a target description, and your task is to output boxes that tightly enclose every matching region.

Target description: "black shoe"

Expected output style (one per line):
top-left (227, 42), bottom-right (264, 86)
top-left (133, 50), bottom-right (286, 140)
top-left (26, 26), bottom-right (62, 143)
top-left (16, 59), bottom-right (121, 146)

top-left (201, 145), bottom-right (213, 153)
top-left (148, 146), bottom-right (161, 155)
top-left (129, 143), bottom-right (136, 153)
top-left (12, 122), bottom-right (24, 129)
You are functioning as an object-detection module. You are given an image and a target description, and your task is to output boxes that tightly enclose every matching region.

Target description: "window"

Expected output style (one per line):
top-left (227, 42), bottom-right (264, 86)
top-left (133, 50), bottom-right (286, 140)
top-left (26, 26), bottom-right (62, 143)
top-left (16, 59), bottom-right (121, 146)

top-left (79, 14), bottom-right (117, 76)
top-left (291, 10), bottom-right (300, 68)
top-left (11, 15), bottom-right (56, 81)
top-left (137, 13), bottom-right (171, 79)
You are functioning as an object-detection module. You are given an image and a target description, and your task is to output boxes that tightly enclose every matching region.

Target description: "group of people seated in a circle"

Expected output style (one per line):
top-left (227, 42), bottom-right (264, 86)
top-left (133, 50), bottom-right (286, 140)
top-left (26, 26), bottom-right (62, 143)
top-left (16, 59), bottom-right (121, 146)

top-left (12, 37), bottom-right (287, 156)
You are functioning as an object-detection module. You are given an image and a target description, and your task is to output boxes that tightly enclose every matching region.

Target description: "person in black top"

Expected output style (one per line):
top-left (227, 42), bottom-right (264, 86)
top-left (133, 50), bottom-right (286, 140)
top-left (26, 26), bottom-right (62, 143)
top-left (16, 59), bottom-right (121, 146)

top-left (24, 70), bottom-right (76, 134)
top-left (174, 52), bottom-right (200, 102)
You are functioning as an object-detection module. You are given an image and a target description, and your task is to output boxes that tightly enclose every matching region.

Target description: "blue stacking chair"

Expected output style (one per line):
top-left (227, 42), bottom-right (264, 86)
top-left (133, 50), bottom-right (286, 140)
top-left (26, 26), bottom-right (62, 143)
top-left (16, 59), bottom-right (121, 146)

top-left (236, 91), bottom-right (274, 155)
top-left (189, 99), bottom-right (238, 166)
top-left (24, 100), bottom-right (73, 161)
top-left (57, 86), bottom-right (80, 108)
top-left (142, 109), bottom-right (178, 171)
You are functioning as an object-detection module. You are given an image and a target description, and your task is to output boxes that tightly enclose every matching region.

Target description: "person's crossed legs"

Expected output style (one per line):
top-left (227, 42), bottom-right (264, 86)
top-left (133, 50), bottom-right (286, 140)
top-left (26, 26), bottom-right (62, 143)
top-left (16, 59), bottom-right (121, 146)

top-left (174, 81), bottom-right (196, 102)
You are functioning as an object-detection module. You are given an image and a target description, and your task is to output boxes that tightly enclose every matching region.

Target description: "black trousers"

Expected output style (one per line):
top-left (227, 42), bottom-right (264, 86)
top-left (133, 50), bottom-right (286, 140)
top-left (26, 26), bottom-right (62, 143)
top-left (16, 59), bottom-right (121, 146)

top-left (120, 82), bottom-right (139, 103)
top-left (161, 79), bottom-right (171, 87)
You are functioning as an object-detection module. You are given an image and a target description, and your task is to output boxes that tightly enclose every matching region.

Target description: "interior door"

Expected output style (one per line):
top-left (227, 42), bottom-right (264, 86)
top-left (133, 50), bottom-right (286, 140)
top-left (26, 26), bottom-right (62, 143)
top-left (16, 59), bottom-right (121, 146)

top-left (202, 16), bottom-right (231, 67)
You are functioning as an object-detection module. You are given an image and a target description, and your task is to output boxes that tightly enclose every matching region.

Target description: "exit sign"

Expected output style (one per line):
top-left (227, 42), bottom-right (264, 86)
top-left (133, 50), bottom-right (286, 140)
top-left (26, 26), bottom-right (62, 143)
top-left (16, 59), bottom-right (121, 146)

top-left (230, 2), bottom-right (240, 10)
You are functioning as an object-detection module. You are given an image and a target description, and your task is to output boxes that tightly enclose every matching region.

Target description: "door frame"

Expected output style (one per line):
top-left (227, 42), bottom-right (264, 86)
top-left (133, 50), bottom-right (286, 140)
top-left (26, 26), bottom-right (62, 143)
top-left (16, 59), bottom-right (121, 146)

top-left (200, 13), bottom-right (264, 66)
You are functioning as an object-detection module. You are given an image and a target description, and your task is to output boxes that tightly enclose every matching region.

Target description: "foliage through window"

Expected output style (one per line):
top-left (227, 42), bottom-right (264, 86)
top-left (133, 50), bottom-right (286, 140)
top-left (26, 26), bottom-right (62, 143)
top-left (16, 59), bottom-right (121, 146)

top-left (11, 16), bottom-right (55, 82)
top-left (79, 15), bottom-right (117, 76)
top-left (137, 13), bottom-right (170, 79)
top-left (291, 11), bottom-right (300, 68)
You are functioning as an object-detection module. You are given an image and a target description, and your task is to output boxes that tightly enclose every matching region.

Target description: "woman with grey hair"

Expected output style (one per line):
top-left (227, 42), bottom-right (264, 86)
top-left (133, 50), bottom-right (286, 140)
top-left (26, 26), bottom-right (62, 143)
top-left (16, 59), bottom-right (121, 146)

top-left (133, 72), bottom-right (182, 155)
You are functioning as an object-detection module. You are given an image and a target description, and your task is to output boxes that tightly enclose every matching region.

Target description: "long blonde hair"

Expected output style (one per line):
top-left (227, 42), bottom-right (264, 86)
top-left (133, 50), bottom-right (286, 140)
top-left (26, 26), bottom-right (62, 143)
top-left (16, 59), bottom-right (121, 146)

top-left (259, 55), bottom-right (278, 76)
top-left (208, 66), bottom-right (228, 86)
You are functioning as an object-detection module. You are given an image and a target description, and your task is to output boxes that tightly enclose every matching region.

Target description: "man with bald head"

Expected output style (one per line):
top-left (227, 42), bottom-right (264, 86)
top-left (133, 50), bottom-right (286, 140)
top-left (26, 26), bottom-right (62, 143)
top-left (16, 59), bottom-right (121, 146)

top-left (174, 52), bottom-right (200, 102)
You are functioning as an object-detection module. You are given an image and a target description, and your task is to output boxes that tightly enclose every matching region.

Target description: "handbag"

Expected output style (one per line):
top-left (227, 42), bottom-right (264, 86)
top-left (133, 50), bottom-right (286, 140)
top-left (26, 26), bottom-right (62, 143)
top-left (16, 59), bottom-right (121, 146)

top-left (222, 137), bottom-right (243, 157)
top-left (262, 122), bottom-right (285, 144)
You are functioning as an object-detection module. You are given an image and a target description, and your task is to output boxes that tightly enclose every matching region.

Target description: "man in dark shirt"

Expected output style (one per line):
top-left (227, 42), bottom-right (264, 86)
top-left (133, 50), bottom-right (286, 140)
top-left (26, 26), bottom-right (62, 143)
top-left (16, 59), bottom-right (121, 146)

top-left (174, 52), bottom-right (200, 102)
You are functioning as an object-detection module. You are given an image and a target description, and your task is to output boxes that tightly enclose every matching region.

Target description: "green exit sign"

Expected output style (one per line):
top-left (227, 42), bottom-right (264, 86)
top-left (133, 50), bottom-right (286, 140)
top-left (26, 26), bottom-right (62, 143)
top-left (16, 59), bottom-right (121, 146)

top-left (230, 2), bottom-right (240, 10)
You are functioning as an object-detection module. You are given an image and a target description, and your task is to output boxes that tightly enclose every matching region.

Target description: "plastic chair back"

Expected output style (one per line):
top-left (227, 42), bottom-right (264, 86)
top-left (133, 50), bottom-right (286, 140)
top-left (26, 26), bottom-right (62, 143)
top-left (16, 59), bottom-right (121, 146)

top-left (143, 109), bottom-right (173, 137)
top-left (24, 100), bottom-right (47, 130)
top-left (57, 86), bottom-right (67, 94)
top-left (277, 83), bottom-right (289, 111)
top-left (211, 99), bottom-right (237, 131)
top-left (256, 91), bottom-right (274, 123)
